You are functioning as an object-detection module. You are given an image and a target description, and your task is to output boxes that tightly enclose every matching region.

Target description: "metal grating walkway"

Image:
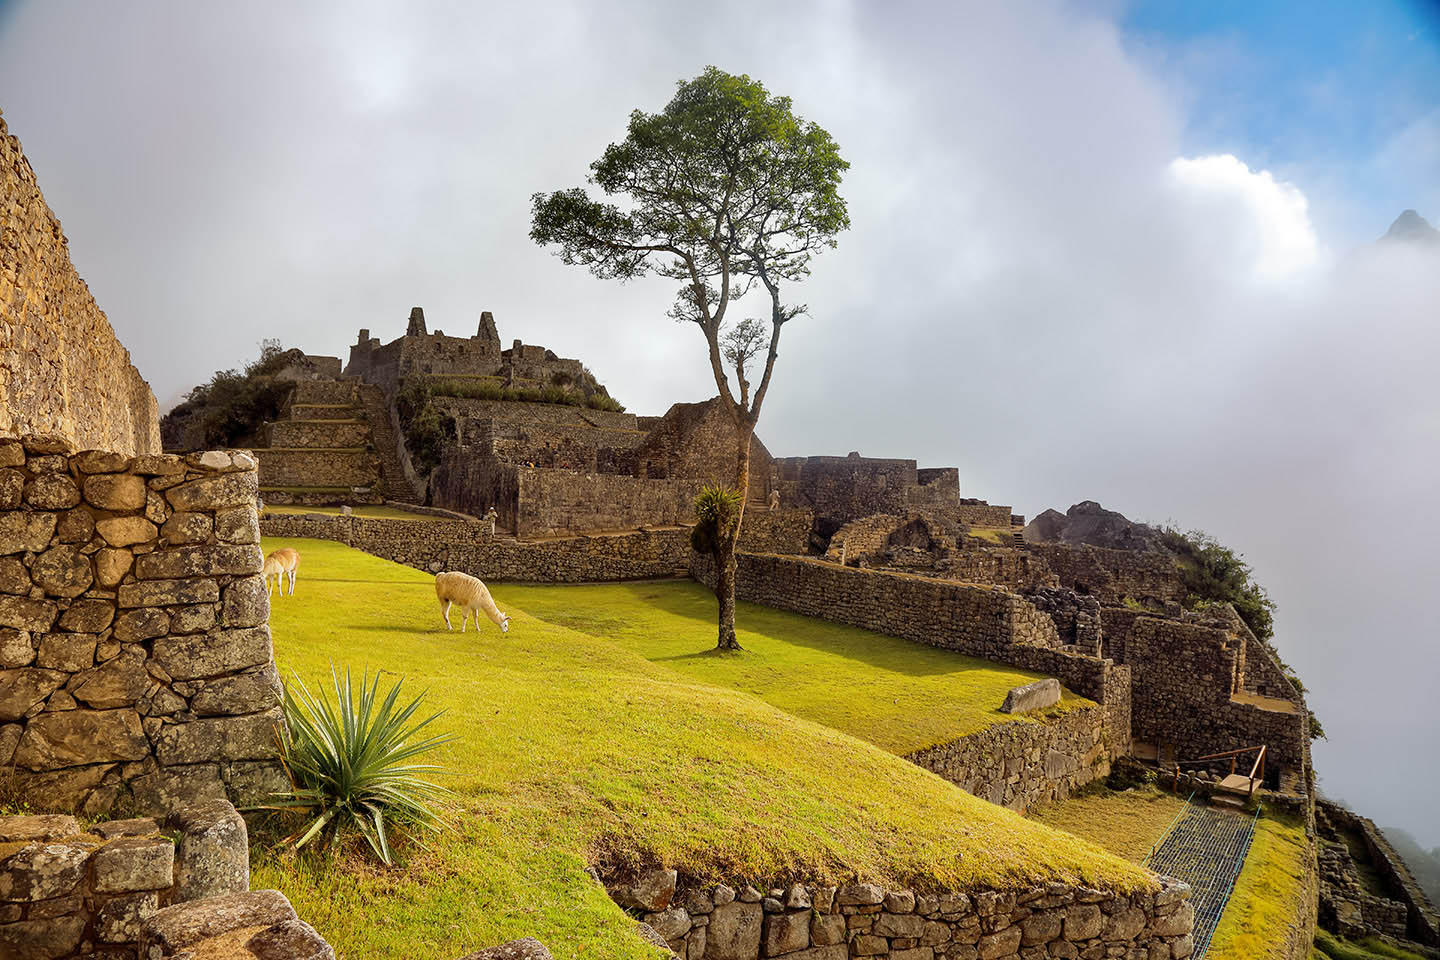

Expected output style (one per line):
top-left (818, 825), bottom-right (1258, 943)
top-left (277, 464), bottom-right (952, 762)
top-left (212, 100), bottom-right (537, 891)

top-left (1145, 801), bottom-right (1258, 958)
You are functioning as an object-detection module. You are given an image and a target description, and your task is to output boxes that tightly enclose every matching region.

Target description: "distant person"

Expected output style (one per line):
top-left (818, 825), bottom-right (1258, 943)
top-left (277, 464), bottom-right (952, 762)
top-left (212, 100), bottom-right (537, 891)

top-left (768, 489), bottom-right (780, 512)
top-left (484, 506), bottom-right (498, 536)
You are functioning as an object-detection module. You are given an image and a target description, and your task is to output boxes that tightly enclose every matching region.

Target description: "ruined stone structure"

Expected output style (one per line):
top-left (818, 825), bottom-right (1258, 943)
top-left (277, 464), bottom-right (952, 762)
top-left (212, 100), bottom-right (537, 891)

top-left (0, 112), bottom-right (160, 457)
top-left (0, 437), bottom-right (284, 815)
top-left (1317, 800), bottom-right (1440, 948)
top-left (605, 870), bottom-right (1196, 960)
top-left (250, 379), bottom-right (388, 505)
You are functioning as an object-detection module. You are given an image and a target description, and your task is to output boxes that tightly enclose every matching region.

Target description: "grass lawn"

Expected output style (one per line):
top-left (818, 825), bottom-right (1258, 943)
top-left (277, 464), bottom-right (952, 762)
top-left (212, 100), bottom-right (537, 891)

top-left (1028, 784), bottom-right (1188, 862)
top-left (262, 504), bottom-right (433, 519)
top-left (253, 537), bottom-right (1153, 960)
top-left (1207, 810), bottom-right (1313, 960)
top-left (501, 580), bottom-right (1089, 755)
top-left (1313, 930), bottom-right (1429, 960)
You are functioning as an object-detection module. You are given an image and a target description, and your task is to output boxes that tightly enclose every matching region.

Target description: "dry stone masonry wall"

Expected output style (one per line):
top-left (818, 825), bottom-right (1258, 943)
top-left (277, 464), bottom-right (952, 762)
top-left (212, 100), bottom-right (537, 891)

top-left (606, 870), bottom-right (1195, 960)
top-left (0, 113), bottom-right (160, 457)
top-left (0, 437), bottom-right (284, 815)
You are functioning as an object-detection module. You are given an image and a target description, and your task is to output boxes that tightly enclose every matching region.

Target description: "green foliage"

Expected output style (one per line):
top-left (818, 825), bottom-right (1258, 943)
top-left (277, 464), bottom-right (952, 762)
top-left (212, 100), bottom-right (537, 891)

top-left (690, 484), bottom-right (743, 555)
top-left (268, 664), bottom-right (454, 865)
top-left (1314, 930), bottom-right (1427, 960)
top-left (394, 380), bottom-right (457, 476)
top-left (162, 339), bottom-right (292, 449)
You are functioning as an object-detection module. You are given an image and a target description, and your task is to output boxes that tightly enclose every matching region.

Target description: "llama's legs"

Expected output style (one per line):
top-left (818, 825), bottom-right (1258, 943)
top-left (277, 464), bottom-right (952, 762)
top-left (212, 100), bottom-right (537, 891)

top-left (289, 569), bottom-right (297, 595)
top-left (442, 600), bottom-right (452, 630)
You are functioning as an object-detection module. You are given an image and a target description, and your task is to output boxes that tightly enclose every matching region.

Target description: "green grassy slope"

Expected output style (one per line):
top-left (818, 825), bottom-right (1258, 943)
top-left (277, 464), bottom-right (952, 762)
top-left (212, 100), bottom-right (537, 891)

top-left (502, 580), bottom-right (1089, 755)
top-left (1029, 785), bottom-right (1188, 863)
top-left (253, 537), bottom-right (1153, 960)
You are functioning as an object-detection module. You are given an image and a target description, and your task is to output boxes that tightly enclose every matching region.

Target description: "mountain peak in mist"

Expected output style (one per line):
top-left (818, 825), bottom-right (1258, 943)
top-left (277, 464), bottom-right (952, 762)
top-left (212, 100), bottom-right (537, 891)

top-left (1381, 209), bottom-right (1440, 246)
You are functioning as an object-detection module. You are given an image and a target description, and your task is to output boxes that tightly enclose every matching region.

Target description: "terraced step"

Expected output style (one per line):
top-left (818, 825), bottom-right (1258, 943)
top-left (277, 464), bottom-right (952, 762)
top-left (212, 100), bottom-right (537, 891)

top-left (254, 447), bottom-right (379, 489)
top-left (288, 403), bottom-right (363, 421)
top-left (264, 419), bottom-right (371, 448)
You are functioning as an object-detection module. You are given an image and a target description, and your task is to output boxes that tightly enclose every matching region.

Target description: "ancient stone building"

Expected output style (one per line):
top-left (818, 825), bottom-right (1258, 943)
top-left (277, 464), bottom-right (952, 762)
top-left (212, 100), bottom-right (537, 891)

top-left (0, 111), bottom-right (160, 456)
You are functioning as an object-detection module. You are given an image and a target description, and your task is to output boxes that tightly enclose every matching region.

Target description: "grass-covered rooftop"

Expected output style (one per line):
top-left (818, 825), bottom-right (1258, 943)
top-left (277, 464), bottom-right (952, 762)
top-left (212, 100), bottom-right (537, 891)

top-left (254, 537), bottom-right (1153, 959)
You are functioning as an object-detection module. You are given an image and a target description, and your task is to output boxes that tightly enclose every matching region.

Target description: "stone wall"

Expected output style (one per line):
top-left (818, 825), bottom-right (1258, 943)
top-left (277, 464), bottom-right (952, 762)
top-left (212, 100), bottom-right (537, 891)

top-left (516, 468), bottom-right (698, 536)
top-left (261, 419), bottom-right (370, 449)
top-left (252, 447), bottom-right (379, 489)
top-left (1027, 544), bottom-right (1183, 605)
top-left (0, 112), bottom-right (160, 457)
top-left (0, 437), bottom-right (284, 815)
top-left (0, 799), bottom-right (251, 960)
top-left (953, 503), bottom-right (1014, 528)
top-left (776, 456), bottom-right (923, 536)
top-left (606, 871), bottom-right (1194, 960)
top-left (939, 550), bottom-right (1058, 593)
top-left (906, 703), bottom-right (1112, 814)
top-left (1317, 801), bottom-right (1440, 947)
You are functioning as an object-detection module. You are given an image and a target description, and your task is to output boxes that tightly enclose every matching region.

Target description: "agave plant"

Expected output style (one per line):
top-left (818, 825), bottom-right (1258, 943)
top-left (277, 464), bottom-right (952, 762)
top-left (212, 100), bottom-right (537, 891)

top-left (690, 484), bottom-right (744, 555)
top-left (270, 665), bottom-right (456, 865)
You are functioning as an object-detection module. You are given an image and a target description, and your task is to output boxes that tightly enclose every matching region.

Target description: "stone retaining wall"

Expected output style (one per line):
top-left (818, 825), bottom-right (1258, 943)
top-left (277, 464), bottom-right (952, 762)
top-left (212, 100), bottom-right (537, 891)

top-left (1317, 801), bottom-right (1439, 947)
top-left (606, 871), bottom-right (1194, 960)
top-left (261, 419), bottom-right (370, 449)
top-left (953, 504), bottom-right (1014, 527)
top-left (0, 437), bottom-right (284, 815)
top-left (252, 447), bottom-right (379, 489)
top-left (1026, 545), bottom-right (1183, 606)
top-left (0, 112), bottom-right (160, 457)
top-left (0, 799), bottom-right (250, 960)
top-left (905, 703), bottom-right (1111, 814)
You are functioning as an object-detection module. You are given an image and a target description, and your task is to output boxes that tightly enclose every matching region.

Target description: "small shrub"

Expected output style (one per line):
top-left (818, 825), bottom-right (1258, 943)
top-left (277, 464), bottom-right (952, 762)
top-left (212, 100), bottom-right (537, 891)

top-left (691, 484), bottom-right (743, 555)
top-left (269, 665), bottom-right (455, 865)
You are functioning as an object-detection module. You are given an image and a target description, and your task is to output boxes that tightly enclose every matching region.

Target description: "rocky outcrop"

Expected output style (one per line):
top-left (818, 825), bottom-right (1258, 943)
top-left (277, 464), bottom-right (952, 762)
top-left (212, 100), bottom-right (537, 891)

top-left (1023, 501), bottom-right (1163, 552)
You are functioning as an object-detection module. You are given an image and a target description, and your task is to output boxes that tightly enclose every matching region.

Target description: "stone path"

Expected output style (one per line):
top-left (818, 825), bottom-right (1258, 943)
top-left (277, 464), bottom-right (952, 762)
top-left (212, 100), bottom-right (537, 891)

top-left (1146, 801), bottom-right (1258, 958)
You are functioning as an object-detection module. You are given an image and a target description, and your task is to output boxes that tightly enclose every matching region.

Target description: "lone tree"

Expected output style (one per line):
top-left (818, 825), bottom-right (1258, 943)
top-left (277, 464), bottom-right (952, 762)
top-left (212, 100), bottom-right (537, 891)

top-left (531, 67), bottom-right (849, 650)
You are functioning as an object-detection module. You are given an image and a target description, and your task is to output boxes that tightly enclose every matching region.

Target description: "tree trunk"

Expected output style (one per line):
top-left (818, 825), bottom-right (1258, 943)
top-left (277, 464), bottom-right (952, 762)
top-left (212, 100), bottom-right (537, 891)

top-left (713, 421), bottom-right (754, 651)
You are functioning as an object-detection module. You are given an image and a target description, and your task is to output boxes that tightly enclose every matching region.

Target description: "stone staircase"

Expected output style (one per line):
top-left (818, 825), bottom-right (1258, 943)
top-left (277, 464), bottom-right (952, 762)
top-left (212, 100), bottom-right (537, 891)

top-left (358, 383), bottom-right (421, 504)
top-left (253, 380), bottom-right (382, 505)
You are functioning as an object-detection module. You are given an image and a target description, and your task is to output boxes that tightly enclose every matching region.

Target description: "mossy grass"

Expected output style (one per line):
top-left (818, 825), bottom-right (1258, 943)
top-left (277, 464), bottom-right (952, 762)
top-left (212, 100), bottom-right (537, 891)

top-left (501, 579), bottom-right (1090, 755)
top-left (1206, 808), bottom-right (1312, 960)
top-left (254, 537), bottom-right (1153, 959)
top-left (1027, 783), bottom-right (1189, 863)
top-left (1313, 929), bottom-right (1429, 960)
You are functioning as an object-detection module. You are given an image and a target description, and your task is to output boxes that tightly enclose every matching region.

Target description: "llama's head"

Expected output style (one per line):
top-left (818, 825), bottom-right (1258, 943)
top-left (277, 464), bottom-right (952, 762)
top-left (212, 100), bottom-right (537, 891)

top-left (500, 612), bottom-right (511, 633)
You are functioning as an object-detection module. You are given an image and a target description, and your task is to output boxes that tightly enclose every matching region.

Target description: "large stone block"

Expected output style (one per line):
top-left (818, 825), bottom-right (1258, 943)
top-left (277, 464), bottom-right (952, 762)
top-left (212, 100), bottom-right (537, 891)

top-left (13, 708), bottom-right (149, 770)
top-left (95, 515), bottom-right (158, 548)
top-left (220, 575), bottom-right (269, 627)
top-left (140, 889), bottom-right (297, 953)
top-left (153, 708), bottom-right (284, 764)
top-left (0, 558), bottom-right (31, 594)
top-left (92, 835), bottom-right (175, 892)
top-left (611, 867), bottom-right (678, 911)
top-left (151, 626), bottom-right (272, 680)
top-left (0, 914), bottom-right (86, 960)
top-left (999, 678), bottom-right (1061, 714)
top-left (134, 543), bottom-right (263, 580)
top-left (0, 512), bottom-right (57, 554)
top-left (160, 512), bottom-right (213, 545)
top-left (246, 918), bottom-right (337, 960)
top-left (707, 901), bottom-right (763, 960)
top-left (214, 506), bottom-right (260, 545)
top-left (24, 474), bottom-right (81, 509)
top-left (84, 473), bottom-right (148, 511)
top-left (0, 469), bottom-right (24, 509)
top-left (763, 911), bottom-right (810, 956)
top-left (190, 664), bottom-right (282, 716)
top-left (95, 890), bottom-right (160, 943)
top-left (118, 577), bottom-right (219, 608)
top-left (454, 937), bottom-right (554, 960)
top-left (169, 799), bottom-right (250, 901)
top-left (75, 450), bottom-right (130, 474)
top-left (0, 840), bottom-right (95, 900)
top-left (57, 598), bottom-right (115, 633)
top-left (29, 545), bottom-right (93, 597)
top-left (35, 632), bottom-right (96, 672)
top-left (0, 667), bottom-right (66, 721)
top-left (0, 628), bottom-right (35, 667)
top-left (113, 607), bottom-right (170, 642)
top-left (72, 650), bottom-right (152, 708)
top-left (0, 814), bottom-right (81, 843)
top-left (95, 548), bottom-right (134, 586)
top-left (976, 924), bottom-right (1021, 959)
top-left (55, 507), bottom-right (94, 543)
top-left (165, 471), bottom-right (259, 512)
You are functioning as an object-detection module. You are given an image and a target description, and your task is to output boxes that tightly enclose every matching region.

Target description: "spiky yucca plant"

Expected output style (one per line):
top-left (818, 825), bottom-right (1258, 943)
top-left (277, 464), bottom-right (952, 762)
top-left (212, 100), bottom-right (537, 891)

top-left (270, 665), bottom-right (455, 865)
top-left (690, 484), bottom-right (744, 556)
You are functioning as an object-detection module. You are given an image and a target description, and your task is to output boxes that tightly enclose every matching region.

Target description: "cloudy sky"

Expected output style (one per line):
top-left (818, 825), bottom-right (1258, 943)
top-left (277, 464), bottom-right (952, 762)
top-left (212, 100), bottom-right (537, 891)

top-left (2, 1), bottom-right (1438, 844)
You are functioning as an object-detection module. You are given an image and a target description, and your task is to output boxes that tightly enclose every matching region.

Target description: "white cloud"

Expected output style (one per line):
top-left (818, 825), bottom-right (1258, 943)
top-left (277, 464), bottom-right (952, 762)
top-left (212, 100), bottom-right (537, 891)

top-left (1167, 154), bottom-right (1322, 281)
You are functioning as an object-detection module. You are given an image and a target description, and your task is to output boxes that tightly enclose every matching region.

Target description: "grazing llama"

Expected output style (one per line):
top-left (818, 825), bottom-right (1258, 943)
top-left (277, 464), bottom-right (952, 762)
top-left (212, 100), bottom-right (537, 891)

top-left (434, 571), bottom-right (510, 633)
top-left (262, 548), bottom-right (300, 597)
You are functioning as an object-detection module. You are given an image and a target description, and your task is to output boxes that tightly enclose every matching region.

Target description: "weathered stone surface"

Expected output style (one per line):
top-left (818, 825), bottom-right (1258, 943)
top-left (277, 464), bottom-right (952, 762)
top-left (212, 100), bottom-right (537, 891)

top-left (160, 511), bottom-right (213, 545)
top-left (708, 901), bottom-right (763, 960)
top-left (73, 650), bottom-right (152, 708)
top-left (885, 890), bottom-right (916, 913)
top-left (214, 506), bottom-right (260, 544)
top-left (646, 906), bottom-right (693, 940)
top-left (24, 473), bottom-right (81, 509)
top-left (113, 607), bottom-right (170, 642)
top-left (1021, 910), bottom-right (1063, 945)
top-left (135, 543), bottom-right (263, 580)
top-left (58, 597), bottom-right (115, 633)
top-left (852, 934), bottom-right (888, 956)
top-left (140, 889), bottom-right (297, 951)
top-left (246, 918), bottom-right (338, 960)
top-left (1000, 677), bottom-right (1062, 714)
top-left (153, 707), bottom-right (284, 764)
top-left (95, 515), bottom-right (158, 547)
top-left (780, 947), bottom-right (846, 960)
top-left (611, 867), bottom-right (678, 912)
top-left (1149, 901), bottom-right (1193, 937)
top-left (35, 632), bottom-right (96, 672)
top-left (0, 441), bottom-right (20, 467)
top-left (118, 577), bottom-right (219, 608)
top-left (169, 799), bottom-right (250, 901)
top-left (875, 912), bottom-right (928, 938)
top-left (190, 664), bottom-right (282, 716)
top-left (169, 603), bottom-right (217, 634)
top-left (1064, 904), bottom-right (1102, 941)
top-left (96, 890), bottom-right (160, 943)
top-left (75, 450), bottom-right (130, 474)
top-left (0, 840), bottom-right (94, 900)
top-left (763, 910), bottom-right (810, 956)
top-left (0, 814), bottom-right (82, 843)
top-left (0, 558), bottom-right (30, 594)
top-left (811, 914), bottom-right (847, 946)
top-left (130, 764), bottom-right (228, 812)
top-left (1101, 907), bottom-right (1146, 941)
top-left (94, 547), bottom-right (134, 587)
top-left (0, 914), bottom-right (86, 960)
top-left (0, 512), bottom-right (57, 554)
top-left (0, 667), bottom-right (66, 721)
top-left (977, 924), bottom-right (1022, 959)
top-left (455, 937), bottom-right (555, 960)
top-left (133, 454), bottom-right (185, 476)
top-left (837, 883), bottom-right (886, 906)
top-left (92, 834), bottom-right (175, 892)
top-left (13, 708), bottom-right (149, 770)
top-left (29, 544), bottom-right (93, 597)
top-left (5, 764), bottom-right (114, 811)
top-left (152, 626), bottom-right (272, 679)
top-left (165, 472), bottom-right (259, 512)
top-left (55, 506), bottom-right (94, 543)
top-left (0, 627), bottom-right (34, 667)
top-left (93, 817), bottom-right (161, 839)
top-left (221, 575), bottom-right (269, 627)
top-left (84, 473), bottom-right (148, 511)
top-left (0, 723), bottom-right (21, 763)
top-left (0, 469), bottom-right (22, 509)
